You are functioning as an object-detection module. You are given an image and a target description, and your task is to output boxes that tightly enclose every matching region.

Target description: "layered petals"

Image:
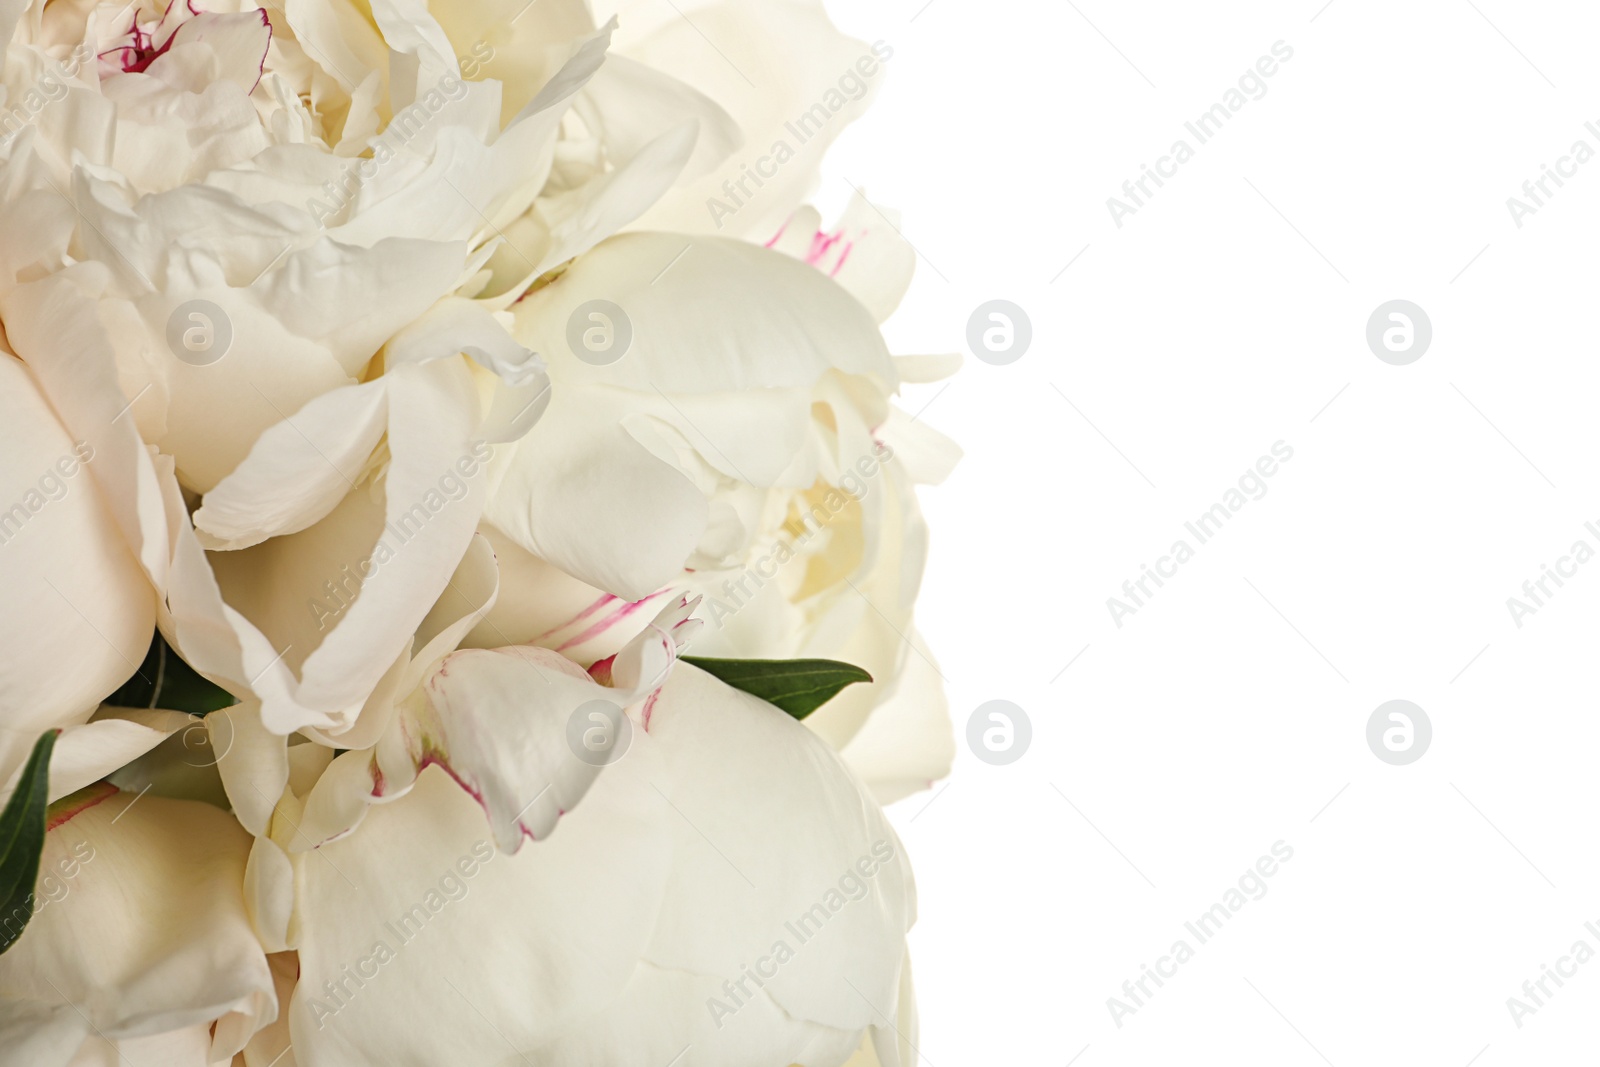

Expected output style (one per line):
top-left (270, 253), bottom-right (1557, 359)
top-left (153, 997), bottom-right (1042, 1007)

top-left (612, 0), bottom-right (885, 239)
top-left (285, 663), bottom-right (914, 1066)
top-left (0, 789), bottom-right (275, 1067)
top-left (487, 231), bottom-right (894, 600)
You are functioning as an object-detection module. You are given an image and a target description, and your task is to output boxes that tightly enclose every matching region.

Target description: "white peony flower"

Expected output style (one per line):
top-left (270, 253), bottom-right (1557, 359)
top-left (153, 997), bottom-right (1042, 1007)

top-left (0, 785), bottom-right (275, 1067)
top-left (473, 196), bottom-right (959, 803)
top-left (483, 228), bottom-right (895, 597)
top-left (0, 0), bottom-right (736, 740)
top-left (276, 664), bottom-right (918, 1067)
top-left (0, 1), bottom-right (949, 1064)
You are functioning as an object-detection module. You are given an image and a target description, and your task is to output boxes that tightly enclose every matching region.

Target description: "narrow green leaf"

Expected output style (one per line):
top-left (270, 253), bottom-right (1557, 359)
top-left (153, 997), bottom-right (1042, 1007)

top-left (106, 632), bottom-right (237, 715)
top-left (681, 657), bottom-right (873, 720)
top-left (0, 730), bottom-right (57, 955)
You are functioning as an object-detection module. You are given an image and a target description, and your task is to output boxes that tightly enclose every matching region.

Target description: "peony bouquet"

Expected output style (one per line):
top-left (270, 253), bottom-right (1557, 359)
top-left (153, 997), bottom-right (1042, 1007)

top-left (0, 0), bottom-right (958, 1064)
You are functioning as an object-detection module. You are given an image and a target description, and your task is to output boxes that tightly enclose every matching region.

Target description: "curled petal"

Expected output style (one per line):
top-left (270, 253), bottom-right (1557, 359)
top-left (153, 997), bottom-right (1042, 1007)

top-left (407, 645), bottom-right (620, 852)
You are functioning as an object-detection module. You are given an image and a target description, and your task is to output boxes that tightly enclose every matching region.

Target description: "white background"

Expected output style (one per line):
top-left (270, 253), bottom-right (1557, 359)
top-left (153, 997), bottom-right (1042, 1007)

top-left (816, 1), bottom-right (1600, 1063)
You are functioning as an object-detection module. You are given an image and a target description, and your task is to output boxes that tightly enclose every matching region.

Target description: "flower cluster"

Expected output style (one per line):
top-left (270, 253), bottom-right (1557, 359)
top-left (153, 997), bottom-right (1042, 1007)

top-left (0, 1), bottom-right (956, 1064)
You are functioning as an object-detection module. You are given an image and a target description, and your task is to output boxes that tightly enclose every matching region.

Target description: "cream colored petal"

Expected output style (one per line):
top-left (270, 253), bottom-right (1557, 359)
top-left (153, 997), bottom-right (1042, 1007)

top-left (462, 525), bottom-right (621, 657)
top-left (245, 835), bottom-right (297, 954)
top-left (0, 792), bottom-right (275, 1067)
top-left (384, 297), bottom-right (544, 387)
top-left (430, 0), bottom-right (595, 124)
top-left (839, 638), bottom-right (953, 806)
top-left (240, 953), bottom-right (300, 1067)
top-left (0, 352), bottom-right (154, 786)
top-left (194, 379), bottom-right (389, 551)
top-left (614, 0), bottom-right (883, 240)
top-left (581, 53), bottom-right (739, 181)
top-left (772, 193), bottom-right (917, 325)
top-left (405, 644), bottom-right (615, 850)
top-left (31, 709), bottom-right (194, 805)
top-left (530, 117), bottom-right (701, 275)
top-left (286, 663), bottom-right (912, 1066)
top-left (288, 758), bottom-right (673, 1065)
top-left (210, 699), bottom-right (290, 838)
top-left (636, 666), bottom-right (914, 1032)
top-left (515, 232), bottom-right (894, 393)
top-left (485, 387), bottom-right (708, 601)
top-left (202, 358), bottom-right (488, 734)
top-left (889, 353), bottom-right (961, 385)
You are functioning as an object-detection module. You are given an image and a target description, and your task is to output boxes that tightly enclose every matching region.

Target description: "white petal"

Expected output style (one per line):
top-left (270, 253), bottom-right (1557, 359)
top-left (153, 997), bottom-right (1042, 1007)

top-left (294, 746), bottom-right (382, 852)
top-left (209, 700), bottom-right (289, 838)
top-left (203, 358), bottom-right (489, 733)
top-left (636, 666), bottom-right (914, 1032)
top-left (408, 644), bottom-right (614, 850)
top-left (890, 353), bottom-right (962, 384)
top-left (516, 232), bottom-right (895, 393)
top-left (531, 117), bottom-right (701, 274)
top-left (289, 757), bottom-right (673, 1065)
top-left (286, 663), bottom-right (913, 1064)
top-left (64, 1024), bottom-right (213, 1067)
top-left (384, 296), bottom-right (544, 387)
top-left (485, 387), bottom-right (708, 600)
top-left (774, 191), bottom-right (918, 324)
top-left (881, 405), bottom-right (962, 487)
top-left (427, 0), bottom-right (595, 123)
top-left (602, 595), bottom-right (701, 694)
top-left (839, 636), bottom-right (954, 806)
top-left (194, 380), bottom-right (389, 551)
top-left (616, 0), bottom-right (881, 239)
top-left (581, 53), bottom-right (739, 181)
top-left (0, 352), bottom-right (154, 784)
top-left (464, 525), bottom-right (653, 662)
top-left (292, 360), bottom-right (486, 718)
top-left (244, 837), bottom-right (297, 954)
top-left (239, 953), bottom-right (300, 1067)
top-left (405, 531), bottom-right (501, 689)
top-left (0, 271), bottom-right (171, 588)
top-left (29, 709), bottom-right (194, 805)
top-left (150, 11), bottom-right (272, 95)
top-left (0, 791), bottom-right (275, 1067)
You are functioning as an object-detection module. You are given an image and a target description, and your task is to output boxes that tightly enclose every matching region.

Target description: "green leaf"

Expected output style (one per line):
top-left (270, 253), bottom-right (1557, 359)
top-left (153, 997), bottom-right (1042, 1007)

top-left (105, 632), bottom-right (237, 716)
top-left (680, 657), bottom-right (873, 720)
top-left (0, 730), bottom-right (57, 955)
